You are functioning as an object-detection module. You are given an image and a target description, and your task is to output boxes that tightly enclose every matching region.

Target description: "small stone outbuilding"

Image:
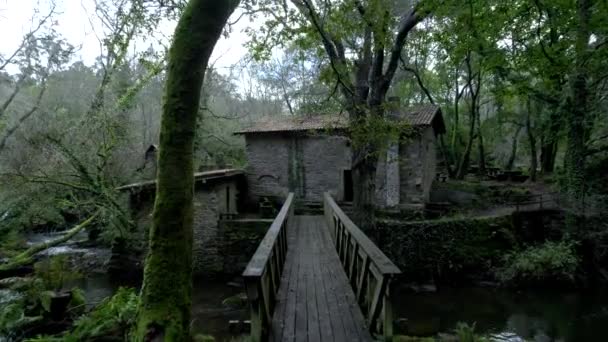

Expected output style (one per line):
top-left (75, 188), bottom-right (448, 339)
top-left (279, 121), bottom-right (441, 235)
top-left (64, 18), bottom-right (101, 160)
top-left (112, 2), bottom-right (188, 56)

top-left (116, 169), bottom-right (247, 275)
top-left (236, 104), bottom-right (445, 209)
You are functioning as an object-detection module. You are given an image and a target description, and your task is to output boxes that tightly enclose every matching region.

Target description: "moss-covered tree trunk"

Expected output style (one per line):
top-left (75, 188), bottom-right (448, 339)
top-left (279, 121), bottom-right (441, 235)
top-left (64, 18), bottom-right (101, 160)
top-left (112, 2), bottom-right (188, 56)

top-left (526, 98), bottom-right (538, 182)
top-left (135, 1), bottom-right (238, 341)
top-left (505, 125), bottom-right (522, 171)
top-left (564, 0), bottom-right (591, 205)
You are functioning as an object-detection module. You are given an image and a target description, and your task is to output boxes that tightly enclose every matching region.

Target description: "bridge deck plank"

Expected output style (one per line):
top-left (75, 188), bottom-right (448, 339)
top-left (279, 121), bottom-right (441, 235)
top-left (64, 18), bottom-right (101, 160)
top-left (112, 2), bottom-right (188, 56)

top-left (270, 215), bottom-right (372, 342)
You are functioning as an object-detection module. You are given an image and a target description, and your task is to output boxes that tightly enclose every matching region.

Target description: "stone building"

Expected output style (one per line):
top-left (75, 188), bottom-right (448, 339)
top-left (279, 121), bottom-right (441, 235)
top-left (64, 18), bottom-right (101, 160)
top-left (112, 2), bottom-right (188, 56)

top-left (116, 169), bottom-right (249, 275)
top-left (235, 104), bottom-right (445, 209)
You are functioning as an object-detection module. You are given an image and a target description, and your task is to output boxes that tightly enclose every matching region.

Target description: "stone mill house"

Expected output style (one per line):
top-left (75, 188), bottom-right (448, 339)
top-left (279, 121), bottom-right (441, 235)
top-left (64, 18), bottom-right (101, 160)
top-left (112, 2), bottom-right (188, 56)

top-left (236, 103), bottom-right (446, 209)
top-left (116, 103), bottom-right (444, 275)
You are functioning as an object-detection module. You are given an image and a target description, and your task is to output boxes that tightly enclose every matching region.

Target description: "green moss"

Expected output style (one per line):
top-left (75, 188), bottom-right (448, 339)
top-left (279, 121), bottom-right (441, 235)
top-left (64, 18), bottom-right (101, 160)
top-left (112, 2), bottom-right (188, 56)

top-left (134, 0), bottom-right (239, 340)
top-left (379, 215), bottom-right (517, 281)
top-left (192, 334), bottom-right (215, 342)
top-left (393, 336), bottom-right (435, 342)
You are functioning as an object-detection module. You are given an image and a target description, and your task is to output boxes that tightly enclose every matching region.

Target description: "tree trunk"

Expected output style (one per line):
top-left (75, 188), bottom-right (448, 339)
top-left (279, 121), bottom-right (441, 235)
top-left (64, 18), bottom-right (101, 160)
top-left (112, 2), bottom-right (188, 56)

top-left (135, 1), bottom-right (238, 341)
top-left (476, 104), bottom-right (486, 176)
top-left (456, 110), bottom-right (476, 179)
top-left (505, 125), bottom-right (523, 171)
top-left (439, 135), bottom-right (455, 178)
top-left (540, 140), bottom-right (558, 174)
top-left (451, 76), bottom-right (461, 155)
top-left (564, 0), bottom-right (591, 204)
top-left (540, 108), bottom-right (562, 174)
top-left (540, 14), bottom-right (563, 176)
top-left (456, 54), bottom-right (479, 180)
top-left (526, 99), bottom-right (538, 182)
top-left (352, 146), bottom-right (378, 231)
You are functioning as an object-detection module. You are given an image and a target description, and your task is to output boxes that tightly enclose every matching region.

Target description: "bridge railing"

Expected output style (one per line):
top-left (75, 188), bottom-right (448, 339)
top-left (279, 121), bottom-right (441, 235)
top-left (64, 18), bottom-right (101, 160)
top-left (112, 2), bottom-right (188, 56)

top-left (243, 193), bottom-right (294, 342)
top-left (506, 192), bottom-right (560, 212)
top-left (323, 192), bottom-right (401, 341)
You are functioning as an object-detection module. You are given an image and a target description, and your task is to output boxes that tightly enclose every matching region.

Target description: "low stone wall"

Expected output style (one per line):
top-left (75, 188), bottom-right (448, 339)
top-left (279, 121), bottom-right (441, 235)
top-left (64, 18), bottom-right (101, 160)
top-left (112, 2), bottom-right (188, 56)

top-left (377, 215), bottom-right (517, 282)
top-left (218, 219), bottom-right (273, 275)
top-left (377, 210), bottom-right (567, 283)
top-left (111, 216), bottom-right (272, 277)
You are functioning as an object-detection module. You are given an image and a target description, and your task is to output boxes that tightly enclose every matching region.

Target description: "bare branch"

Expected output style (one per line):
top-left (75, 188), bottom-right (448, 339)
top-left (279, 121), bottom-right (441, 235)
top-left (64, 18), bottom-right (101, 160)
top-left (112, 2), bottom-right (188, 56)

top-left (0, 2), bottom-right (57, 71)
top-left (400, 55), bottom-right (435, 104)
top-left (382, 6), bottom-right (427, 92)
top-left (291, 0), bottom-right (354, 96)
top-left (0, 74), bottom-right (28, 118)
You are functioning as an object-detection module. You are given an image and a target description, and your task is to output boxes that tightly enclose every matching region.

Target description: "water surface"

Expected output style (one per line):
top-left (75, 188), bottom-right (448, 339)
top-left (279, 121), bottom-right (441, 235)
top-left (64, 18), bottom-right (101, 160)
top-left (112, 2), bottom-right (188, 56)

top-left (79, 274), bottom-right (247, 341)
top-left (394, 287), bottom-right (608, 341)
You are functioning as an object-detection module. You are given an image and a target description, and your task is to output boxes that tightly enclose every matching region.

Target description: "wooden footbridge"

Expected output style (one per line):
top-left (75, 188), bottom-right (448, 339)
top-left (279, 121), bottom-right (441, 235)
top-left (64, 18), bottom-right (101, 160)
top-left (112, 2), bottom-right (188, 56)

top-left (243, 193), bottom-right (401, 342)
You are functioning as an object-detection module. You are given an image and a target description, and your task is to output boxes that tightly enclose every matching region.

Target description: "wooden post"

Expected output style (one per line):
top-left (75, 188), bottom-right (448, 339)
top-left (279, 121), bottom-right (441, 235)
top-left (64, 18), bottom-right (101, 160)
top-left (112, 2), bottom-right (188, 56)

top-left (245, 279), bottom-right (266, 342)
top-left (368, 275), bottom-right (388, 330)
top-left (383, 279), bottom-right (394, 342)
top-left (349, 244), bottom-right (359, 284)
top-left (356, 256), bottom-right (371, 305)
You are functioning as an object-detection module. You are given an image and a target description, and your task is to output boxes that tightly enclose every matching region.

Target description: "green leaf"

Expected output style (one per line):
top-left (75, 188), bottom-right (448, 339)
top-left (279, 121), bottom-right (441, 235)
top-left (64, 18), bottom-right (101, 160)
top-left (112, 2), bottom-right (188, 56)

top-left (39, 290), bottom-right (54, 312)
top-left (70, 287), bottom-right (86, 308)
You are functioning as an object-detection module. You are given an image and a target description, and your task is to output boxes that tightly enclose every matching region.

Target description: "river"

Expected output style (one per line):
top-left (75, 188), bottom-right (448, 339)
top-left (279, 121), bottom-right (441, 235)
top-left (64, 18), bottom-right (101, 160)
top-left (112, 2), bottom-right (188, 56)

top-left (15, 232), bottom-right (249, 341)
top-left (78, 273), bottom-right (608, 341)
top-left (77, 274), bottom-right (248, 341)
top-left (394, 286), bottom-right (608, 341)
top-left (12, 232), bottom-right (608, 341)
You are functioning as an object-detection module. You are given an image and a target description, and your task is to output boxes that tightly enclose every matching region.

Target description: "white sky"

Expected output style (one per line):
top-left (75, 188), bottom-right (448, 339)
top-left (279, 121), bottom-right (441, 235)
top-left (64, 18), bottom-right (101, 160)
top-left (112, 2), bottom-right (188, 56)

top-left (0, 0), bottom-right (252, 74)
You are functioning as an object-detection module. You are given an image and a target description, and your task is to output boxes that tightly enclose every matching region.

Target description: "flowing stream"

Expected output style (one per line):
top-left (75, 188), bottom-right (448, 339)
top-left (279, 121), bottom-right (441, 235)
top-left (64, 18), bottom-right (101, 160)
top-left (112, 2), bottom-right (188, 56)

top-left (8, 232), bottom-right (608, 341)
top-left (4, 232), bottom-right (248, 341)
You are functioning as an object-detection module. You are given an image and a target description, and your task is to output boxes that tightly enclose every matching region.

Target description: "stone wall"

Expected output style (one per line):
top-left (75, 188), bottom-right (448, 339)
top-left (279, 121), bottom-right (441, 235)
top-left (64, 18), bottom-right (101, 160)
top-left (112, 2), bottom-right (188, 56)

top-left (244, 133), bottom-right (351, 202)
top-left (375, 143), bottom-right (400, 207)
top-left (218, 218), bottom-right (274, 274)
top-left (399, 127), bottom-right (437, 206)
top-left (378, 209), bottom-right (568, 283)
top-left (243, 128), bottom-right (437, 207)
top-left (191, 182), bottom-right (232, 273)
top-left (245, 134), bottom-right (291, 202)
top-left (378, 215), bottom-right (516, 282)
top-left (121, 175), bottom-right (247, 276)
top-left (301, 134), bottom-right (351, 201)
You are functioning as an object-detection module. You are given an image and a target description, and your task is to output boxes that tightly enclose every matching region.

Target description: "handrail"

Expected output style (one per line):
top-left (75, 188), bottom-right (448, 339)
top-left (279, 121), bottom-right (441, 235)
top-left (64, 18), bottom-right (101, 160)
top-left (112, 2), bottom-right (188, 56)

top-left (507, 192), bottom-right (560, 212)
top-left (243, 193), bottom-right (294, 342)
top-left (323, 192), bottom-right (401, 341)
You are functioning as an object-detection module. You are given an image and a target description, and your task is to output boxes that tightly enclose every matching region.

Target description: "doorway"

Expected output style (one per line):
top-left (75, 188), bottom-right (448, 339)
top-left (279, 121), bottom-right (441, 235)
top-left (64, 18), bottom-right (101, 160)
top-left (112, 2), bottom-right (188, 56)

top-left (343, 169), bottom-right (353, 202)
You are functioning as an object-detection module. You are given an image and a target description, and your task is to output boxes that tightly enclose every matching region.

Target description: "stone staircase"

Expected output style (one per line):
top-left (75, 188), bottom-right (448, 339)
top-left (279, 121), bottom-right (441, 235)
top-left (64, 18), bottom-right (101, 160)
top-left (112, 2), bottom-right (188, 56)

top-left (294, 199), bottom-right (356, 217)
top-left (294, 200), bottom-right (323, 215)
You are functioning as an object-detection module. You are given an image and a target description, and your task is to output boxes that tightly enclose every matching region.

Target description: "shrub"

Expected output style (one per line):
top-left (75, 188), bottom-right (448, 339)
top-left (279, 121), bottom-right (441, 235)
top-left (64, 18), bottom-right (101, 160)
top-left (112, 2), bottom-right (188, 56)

top-left (454, 322), bottom-right (488, 342)
top-left (496, 240), bottom-right (579, 284)
top-left (34, 255), bottom-right (82, 292)
top-left (62, 287), bottom-right (138, 341)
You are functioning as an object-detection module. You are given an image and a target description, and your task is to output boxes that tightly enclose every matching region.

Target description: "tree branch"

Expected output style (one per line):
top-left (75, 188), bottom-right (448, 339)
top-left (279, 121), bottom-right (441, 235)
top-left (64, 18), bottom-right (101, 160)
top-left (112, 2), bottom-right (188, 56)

top-left (0, 212), bottom-right (99, 273)
top-left (0, 3), bottom-right (57, 71)
top-left (382, 5), bottom-right (427, 91)
top-left (400, 55), bottom-right (435, 104)
top-left (0, 76), bottom-right (50, 151)
top-left (291, 0), bottom-right (354, 96)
